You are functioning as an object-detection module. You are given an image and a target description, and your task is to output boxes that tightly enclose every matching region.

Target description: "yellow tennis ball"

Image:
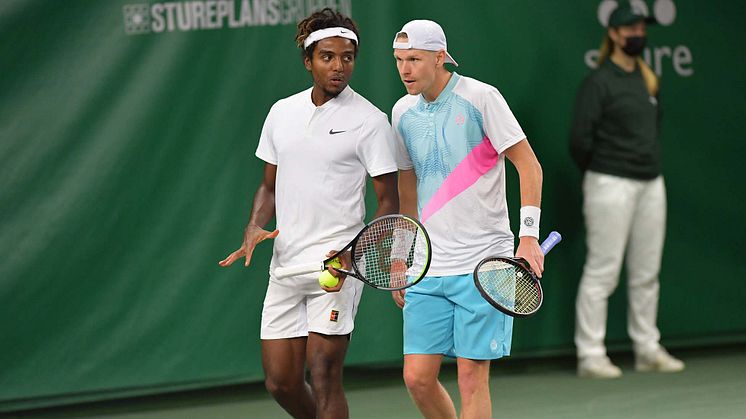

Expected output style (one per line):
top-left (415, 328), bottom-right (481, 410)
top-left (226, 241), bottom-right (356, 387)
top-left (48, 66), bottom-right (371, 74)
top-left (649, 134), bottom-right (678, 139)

top-left (319, 270), bottom-right (339, 288)
top-left (328, 258), bottom-right (342, 269)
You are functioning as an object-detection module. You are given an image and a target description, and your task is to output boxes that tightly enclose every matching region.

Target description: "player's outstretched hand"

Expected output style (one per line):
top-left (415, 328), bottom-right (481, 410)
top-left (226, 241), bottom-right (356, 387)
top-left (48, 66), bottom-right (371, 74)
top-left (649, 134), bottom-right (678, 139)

top-left (218, 225), bottom-right (279, 267)
top-left (516, 236), bottom-right (545, 278)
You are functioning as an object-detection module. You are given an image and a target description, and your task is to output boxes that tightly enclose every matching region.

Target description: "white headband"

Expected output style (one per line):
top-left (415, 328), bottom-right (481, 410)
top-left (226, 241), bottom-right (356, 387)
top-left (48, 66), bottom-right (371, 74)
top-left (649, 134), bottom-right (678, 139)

top-left (303, 27), bottom-right (358, 49)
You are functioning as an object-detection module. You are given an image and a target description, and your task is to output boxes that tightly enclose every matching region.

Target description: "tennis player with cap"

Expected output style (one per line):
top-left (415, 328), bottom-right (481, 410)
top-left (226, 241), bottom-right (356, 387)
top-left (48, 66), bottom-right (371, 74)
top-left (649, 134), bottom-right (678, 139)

top-left (219, 8), bottom-right (398, 418)
top-left (390, 20), bottom-right (544, 418)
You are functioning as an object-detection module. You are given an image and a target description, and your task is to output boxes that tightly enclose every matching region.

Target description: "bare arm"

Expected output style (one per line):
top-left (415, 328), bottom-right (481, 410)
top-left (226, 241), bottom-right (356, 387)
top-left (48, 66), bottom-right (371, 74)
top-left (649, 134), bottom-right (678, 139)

top-left (219, 163), bottom-right (280, 267)
top-left (504, 139), bottom-right (545, 276)
top-left (397, 169), bottom-right (418, 219)
top-left (370, 171), bottom-right (400, 218)
top-left (389, 169), bottom-right (418, 308)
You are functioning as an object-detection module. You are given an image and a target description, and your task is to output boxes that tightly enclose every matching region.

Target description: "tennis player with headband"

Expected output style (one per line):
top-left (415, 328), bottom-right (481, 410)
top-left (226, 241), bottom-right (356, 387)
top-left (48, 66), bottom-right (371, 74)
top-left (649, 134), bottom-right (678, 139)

top-left (390, 20), bottom-right (544, 418)
top-left (219, 8), bottom-right (398, 418)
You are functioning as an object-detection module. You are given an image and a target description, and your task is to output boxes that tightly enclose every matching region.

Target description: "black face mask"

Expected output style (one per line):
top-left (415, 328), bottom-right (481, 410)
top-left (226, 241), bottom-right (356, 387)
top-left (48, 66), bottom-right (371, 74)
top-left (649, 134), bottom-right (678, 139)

top-left (622, 36), bottom-right (647, 56)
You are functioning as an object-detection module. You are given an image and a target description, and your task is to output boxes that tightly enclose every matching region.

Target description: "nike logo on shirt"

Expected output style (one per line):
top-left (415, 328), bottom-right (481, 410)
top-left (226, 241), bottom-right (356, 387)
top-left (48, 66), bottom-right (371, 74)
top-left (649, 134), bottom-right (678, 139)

top-left (329, 129), bottom-right (347, 135)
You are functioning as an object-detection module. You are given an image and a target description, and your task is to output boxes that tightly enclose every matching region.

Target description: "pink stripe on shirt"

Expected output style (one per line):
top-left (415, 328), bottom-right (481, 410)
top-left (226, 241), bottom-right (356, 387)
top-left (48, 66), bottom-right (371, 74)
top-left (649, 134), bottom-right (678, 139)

top-left (420, 136), bottom-right (499, 223)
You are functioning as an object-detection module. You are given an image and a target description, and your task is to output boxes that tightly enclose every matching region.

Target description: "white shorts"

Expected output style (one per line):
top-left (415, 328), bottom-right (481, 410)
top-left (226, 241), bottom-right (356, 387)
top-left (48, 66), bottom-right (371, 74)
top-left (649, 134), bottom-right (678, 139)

top-left (260, 273), bottom-right (365, 339)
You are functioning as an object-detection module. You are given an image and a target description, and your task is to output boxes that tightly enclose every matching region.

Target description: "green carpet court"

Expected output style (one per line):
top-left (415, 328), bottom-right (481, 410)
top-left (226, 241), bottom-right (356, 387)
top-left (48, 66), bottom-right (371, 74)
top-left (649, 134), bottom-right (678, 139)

top-left (9, 344), bottom-right (746, 419)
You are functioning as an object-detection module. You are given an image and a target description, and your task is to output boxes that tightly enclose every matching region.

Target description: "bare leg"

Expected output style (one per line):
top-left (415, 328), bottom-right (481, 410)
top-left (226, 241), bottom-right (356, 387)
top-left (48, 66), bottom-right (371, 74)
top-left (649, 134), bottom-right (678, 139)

top-left (403, 354), bottom-right (457, 419)
top-left (307, 332), bottom-right (350, 419)
top-left (262, 337), bottom-right (315, 419)
top-left (456, 358), bottom-right (491, 419)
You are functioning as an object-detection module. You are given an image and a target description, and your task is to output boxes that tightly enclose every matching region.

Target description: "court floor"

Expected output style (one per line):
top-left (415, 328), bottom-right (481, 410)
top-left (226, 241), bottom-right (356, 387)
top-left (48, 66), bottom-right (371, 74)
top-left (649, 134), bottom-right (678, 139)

top-left (8, 345), bottom-right (746, 418)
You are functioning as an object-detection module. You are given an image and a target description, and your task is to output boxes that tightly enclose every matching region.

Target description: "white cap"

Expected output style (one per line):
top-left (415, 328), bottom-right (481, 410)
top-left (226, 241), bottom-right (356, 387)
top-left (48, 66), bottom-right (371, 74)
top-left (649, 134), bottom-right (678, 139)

top-left (392, 20), bottom-right (458, 66)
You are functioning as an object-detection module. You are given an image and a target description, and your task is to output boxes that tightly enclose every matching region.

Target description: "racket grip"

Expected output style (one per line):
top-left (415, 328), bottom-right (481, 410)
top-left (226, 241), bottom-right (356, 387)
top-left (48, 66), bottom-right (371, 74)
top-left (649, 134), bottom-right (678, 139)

top-left (540, 231), bottom-right (562, 255)
top-left (273, 262), bottom-right (324, 279)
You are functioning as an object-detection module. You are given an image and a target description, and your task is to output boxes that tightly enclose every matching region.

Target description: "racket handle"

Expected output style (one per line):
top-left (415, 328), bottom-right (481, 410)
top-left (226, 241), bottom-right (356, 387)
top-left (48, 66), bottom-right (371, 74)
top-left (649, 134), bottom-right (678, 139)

top-left (273, 262), bottom-right (324, 279)
top-left (540, 231), bottom-right (562, 255)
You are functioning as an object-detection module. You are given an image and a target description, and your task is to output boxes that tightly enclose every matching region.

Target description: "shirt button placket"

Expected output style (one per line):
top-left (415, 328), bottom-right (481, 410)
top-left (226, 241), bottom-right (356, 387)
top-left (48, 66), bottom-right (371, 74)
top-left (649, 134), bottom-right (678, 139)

top-left (306, 107), bottom-right (323, 138)
top-left (429, 113), bottom-right (435, 138)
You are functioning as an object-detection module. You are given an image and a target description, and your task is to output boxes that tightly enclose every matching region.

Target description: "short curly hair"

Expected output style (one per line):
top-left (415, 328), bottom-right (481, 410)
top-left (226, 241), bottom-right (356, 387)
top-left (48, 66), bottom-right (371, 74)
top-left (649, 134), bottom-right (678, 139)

top-left (295, 8), bottom-right (359, 59)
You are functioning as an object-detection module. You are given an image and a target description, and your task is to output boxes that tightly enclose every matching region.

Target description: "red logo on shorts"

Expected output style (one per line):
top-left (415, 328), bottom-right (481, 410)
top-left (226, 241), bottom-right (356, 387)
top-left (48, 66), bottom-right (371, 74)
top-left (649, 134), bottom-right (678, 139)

top-left (329, 310), bottom-right (339, 322)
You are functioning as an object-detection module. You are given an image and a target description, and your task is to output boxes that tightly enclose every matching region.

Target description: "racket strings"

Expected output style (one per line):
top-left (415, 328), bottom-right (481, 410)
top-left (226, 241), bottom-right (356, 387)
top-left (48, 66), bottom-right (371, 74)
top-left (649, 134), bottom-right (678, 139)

top-left (353, 217), bottom-right (428, 289)
top-left (477, 261), bottom-right (540, 314)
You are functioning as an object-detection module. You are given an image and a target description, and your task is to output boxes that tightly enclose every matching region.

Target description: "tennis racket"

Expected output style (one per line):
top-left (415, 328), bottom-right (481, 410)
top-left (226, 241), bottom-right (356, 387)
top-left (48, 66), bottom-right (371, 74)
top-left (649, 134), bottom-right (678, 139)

top-left (273, 214), bottom-right (431, 291)
top-left (473, 231), bottom-right (562, 317)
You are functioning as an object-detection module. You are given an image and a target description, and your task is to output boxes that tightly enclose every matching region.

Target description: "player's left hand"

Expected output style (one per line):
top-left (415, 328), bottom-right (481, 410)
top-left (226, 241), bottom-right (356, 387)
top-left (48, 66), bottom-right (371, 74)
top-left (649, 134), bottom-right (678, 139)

top-left (516, 236), bottom-right (545, 278)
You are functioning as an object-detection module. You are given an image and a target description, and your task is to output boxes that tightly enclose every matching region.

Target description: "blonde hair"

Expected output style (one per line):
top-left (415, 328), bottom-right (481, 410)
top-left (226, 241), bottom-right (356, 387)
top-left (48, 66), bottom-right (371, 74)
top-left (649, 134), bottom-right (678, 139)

top-left (598, 35), bottom-right (658, 97)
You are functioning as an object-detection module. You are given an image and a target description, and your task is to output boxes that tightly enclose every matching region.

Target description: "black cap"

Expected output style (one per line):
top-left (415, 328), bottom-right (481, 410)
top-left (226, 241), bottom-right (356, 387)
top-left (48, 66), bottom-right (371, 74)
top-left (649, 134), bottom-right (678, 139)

top-left (608, 1), bottom-right (657, 27)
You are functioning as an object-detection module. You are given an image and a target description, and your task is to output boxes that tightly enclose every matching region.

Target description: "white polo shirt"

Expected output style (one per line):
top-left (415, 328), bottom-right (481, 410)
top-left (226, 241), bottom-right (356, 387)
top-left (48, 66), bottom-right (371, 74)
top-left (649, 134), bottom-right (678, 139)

top-left (392, 73), bottom-right (526, 276)
top-left (256, 86), bottom-right (398, 273)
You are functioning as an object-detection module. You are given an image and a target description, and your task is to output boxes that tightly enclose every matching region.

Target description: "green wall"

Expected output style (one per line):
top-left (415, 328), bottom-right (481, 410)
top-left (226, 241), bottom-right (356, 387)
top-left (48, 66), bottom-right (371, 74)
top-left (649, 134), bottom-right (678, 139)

top-left (2, 0), bottom-right (745, 411)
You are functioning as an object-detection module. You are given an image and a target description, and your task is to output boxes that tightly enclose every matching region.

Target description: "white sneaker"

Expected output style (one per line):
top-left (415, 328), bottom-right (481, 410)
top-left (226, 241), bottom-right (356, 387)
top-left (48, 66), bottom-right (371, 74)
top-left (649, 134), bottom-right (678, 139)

top-left (577, 356), bottom-right (622, 378)
top-left (635, 348), bottom-right (685, 373)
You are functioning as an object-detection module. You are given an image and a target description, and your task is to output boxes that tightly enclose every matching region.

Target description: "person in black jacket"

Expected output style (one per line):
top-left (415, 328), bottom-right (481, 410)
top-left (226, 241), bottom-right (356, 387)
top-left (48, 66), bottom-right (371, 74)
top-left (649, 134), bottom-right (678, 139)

top-left (570, 1), bottom-right (684, 379)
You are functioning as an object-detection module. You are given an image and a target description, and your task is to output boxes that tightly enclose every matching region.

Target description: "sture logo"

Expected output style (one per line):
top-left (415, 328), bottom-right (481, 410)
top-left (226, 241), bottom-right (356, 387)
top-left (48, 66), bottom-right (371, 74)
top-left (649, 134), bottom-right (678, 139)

top-left (123, 0), bottom-right (351, 35)
top-left (123, 4), bottom-right (152, 35)
top-left (585, 0), bottom-right (693, 77)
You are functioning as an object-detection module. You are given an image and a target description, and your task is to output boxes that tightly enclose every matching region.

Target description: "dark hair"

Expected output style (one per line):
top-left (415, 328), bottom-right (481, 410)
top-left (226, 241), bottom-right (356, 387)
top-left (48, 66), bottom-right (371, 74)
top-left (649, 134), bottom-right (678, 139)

top-left (295, 8), bottom-right (359, 59)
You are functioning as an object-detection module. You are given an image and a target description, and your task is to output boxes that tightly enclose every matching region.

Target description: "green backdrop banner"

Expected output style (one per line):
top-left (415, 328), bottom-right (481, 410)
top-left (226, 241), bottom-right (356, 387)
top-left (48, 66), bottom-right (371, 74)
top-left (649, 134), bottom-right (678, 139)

top-left (2, 0), bottom-right (745, 411)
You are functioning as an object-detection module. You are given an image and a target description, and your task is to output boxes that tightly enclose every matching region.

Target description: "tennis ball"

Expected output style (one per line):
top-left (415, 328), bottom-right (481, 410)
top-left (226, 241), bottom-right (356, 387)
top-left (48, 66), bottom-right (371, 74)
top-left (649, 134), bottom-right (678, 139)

top-left (328, 258), bottom-right (342, 269)
top-left (319, 270), bottom-right (339, 288)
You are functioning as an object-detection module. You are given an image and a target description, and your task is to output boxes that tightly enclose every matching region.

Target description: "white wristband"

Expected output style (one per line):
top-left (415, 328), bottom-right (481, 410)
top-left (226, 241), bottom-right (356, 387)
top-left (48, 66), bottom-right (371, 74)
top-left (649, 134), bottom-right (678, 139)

top-left (519, 206), bottom-right (541, 238)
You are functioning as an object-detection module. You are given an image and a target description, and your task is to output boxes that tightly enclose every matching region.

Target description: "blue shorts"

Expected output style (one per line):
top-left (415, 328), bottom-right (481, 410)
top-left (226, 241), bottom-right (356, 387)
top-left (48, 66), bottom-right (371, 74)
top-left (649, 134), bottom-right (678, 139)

top-left (403, 273), bottom-right (513, 359)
